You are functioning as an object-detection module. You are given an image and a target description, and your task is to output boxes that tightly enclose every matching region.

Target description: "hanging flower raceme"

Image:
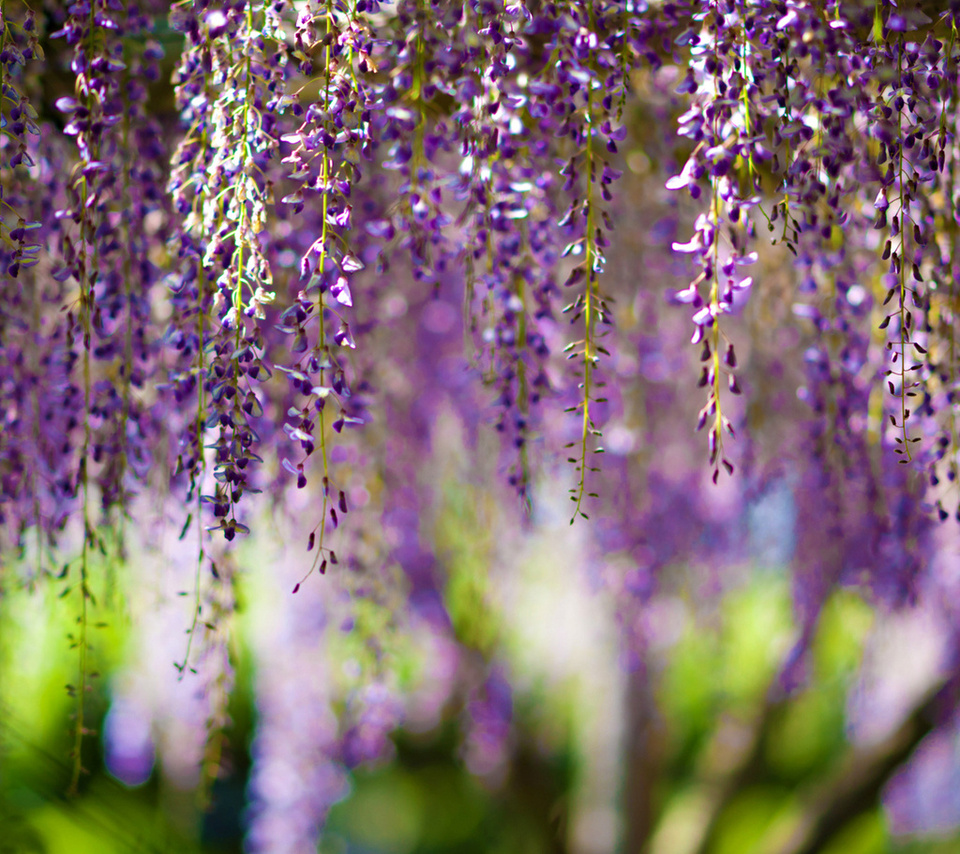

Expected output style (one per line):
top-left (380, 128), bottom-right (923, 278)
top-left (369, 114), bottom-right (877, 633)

top-left (167, 1), bottom-right (291, 543)
top-left (451, 0), bottom-right (558, 504)
top-left (666, 0), bottom-right (778, 482)
top-left (374, 0), bottom-right (458, 286)
top-left (518, 0), bottom-right (628, 521)
top-left (0, 2), bottom-right (41, 280)
top-left (922, 8), bottom-right (960, 521)
top-left (52, 0), bottom-right (130, 518)
top-left (48, 0), bottom-right (160, 793)
top-left (0, 131), bottom-right (78, 560)
top-left (0, 2), bottom-right (50, 551)
top-left (864, 9), bottom-right (939, 472)
top-left (272, 0), bottom-right (379, 574)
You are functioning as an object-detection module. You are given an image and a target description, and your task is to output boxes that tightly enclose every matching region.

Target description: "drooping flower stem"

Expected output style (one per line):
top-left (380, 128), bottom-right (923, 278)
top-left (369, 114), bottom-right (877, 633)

top-left (571, 75), bottom-right (598, 524)
top-left (897, 35), bottom-right (911, 461)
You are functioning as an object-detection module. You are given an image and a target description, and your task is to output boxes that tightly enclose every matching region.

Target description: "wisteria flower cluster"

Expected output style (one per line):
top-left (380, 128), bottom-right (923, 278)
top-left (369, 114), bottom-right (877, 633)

top-left (5, 0), bottom-right (960, 844)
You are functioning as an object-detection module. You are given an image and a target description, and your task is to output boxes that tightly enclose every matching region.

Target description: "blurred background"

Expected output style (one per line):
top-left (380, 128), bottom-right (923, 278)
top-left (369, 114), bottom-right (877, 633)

top-left (3, 471), bottom-right (960, 854)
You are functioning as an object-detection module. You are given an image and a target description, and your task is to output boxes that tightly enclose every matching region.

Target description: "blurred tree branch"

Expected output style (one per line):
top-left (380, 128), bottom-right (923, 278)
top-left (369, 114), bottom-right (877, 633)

top-left (760, 682), bottom-right (946, 854)
top-left (672, 681), bottom-right (949, 854)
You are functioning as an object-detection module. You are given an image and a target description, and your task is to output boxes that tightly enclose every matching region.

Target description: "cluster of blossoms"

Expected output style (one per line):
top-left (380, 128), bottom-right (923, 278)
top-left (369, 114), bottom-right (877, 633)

top-left (7, 0), bottom-right (960, 845)
top-left (0, 2), bottom-right (57, 545)
top-left (452, 0), bottom-right (556, 502)
top-left (0, 3), bottom-right (40, 279)
top-left (167, 1), bottom-right (291, 543)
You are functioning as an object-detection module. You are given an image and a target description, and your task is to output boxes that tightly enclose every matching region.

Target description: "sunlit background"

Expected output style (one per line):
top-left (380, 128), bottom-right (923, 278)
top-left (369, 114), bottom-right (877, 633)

top-left (3, 458), bottom-right (960, 854)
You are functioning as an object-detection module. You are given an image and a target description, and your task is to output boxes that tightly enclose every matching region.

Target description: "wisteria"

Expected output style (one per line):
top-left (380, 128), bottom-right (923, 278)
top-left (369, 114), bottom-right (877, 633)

top-left (6, 0), bottom-right (960, 848)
